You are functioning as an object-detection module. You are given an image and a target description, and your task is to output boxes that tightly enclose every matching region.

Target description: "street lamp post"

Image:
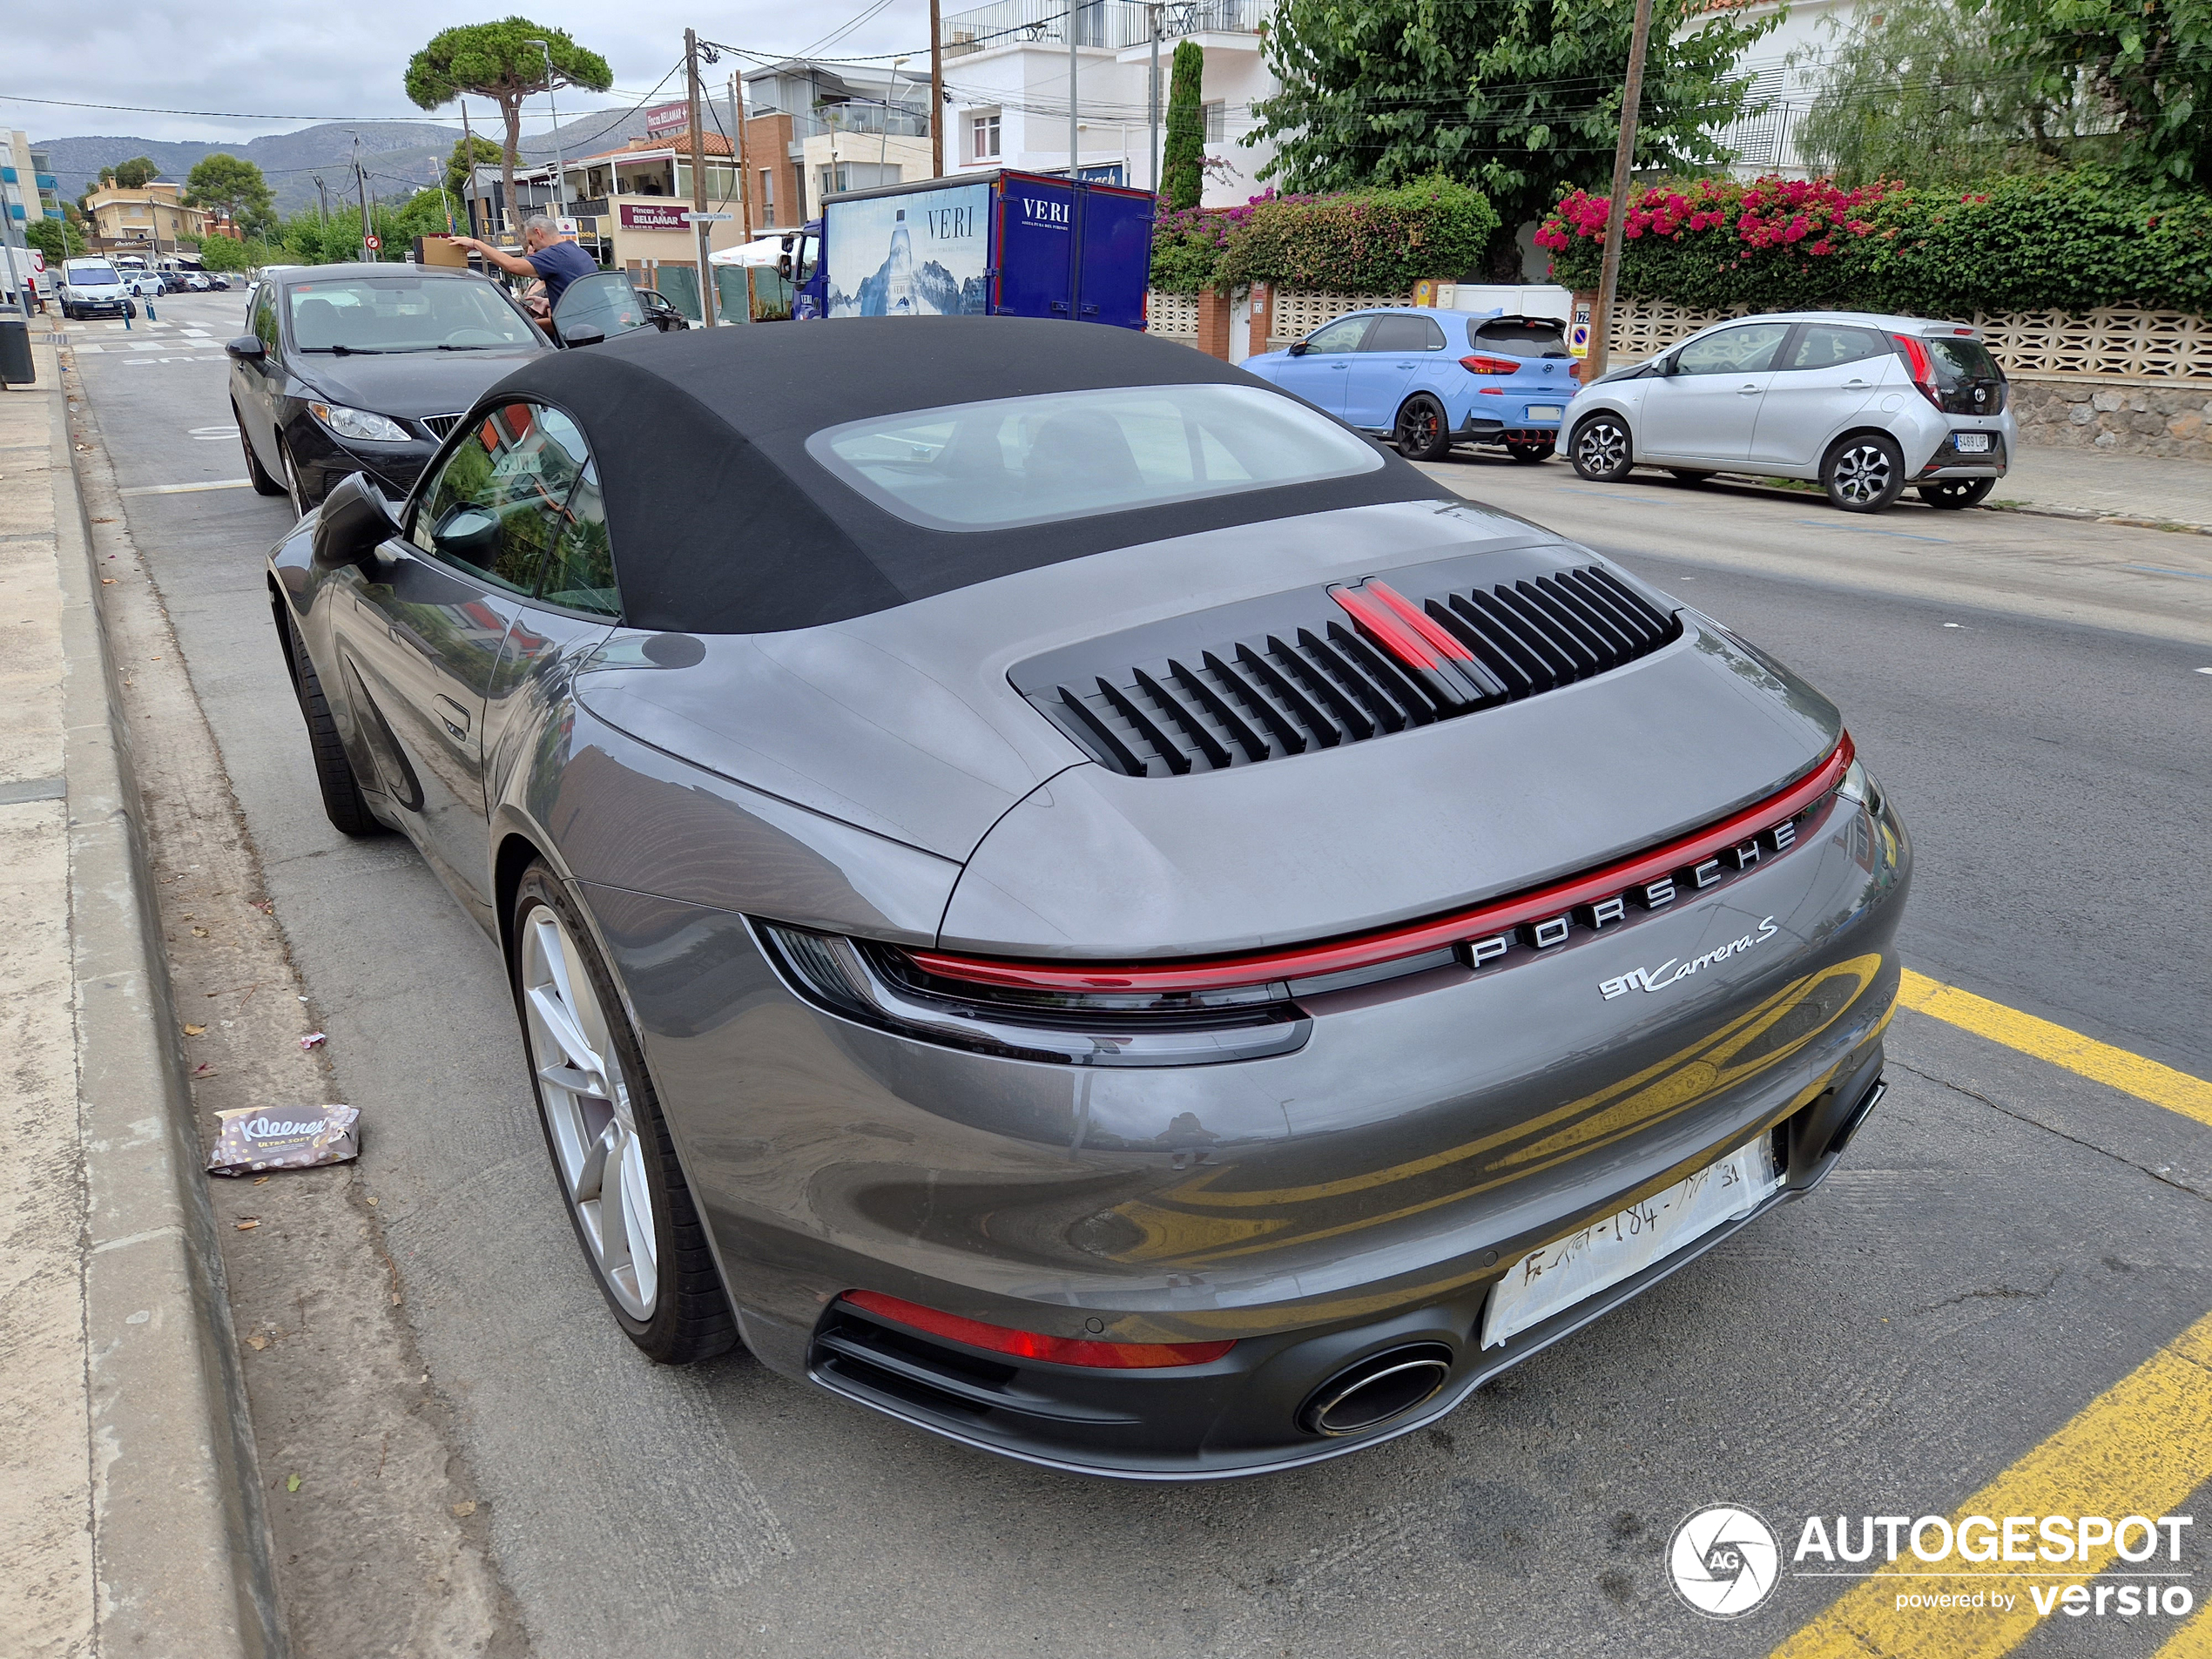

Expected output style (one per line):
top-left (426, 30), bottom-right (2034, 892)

top-left (525, 38), bottom-right (568, 227)
top-left (880, 57), bottom-right (910, 177)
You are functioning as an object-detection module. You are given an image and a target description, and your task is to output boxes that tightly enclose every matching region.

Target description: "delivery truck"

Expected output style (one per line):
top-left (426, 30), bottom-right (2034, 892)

top-left (791, 169), bottom-right (1154, 329)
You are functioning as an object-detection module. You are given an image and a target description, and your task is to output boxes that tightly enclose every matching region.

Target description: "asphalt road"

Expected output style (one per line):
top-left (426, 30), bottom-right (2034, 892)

top-left (72, 299), bottom-right (2212, 1659)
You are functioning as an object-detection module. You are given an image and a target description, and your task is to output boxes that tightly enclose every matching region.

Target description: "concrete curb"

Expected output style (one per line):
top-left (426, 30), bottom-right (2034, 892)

top-left (50, 352), bottom-right (286, 1656)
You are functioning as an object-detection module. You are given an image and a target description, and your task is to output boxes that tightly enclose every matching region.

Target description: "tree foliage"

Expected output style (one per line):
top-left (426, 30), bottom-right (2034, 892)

top-left (404, 18), bottom-right (611, 234)
top-left (185, 153), bottom-right (278, 237)
top-left (1251, 0), bottom-right (1781, 275)
top-left (1162, 40), bottom-right (1207, 209)
top-left (445, 133), bottom-right (506, 200)
top-left (1795, 0), bottom-right (2107, 187)
top-left (24, 217), bottom-right (81, 261)
top-left (1540, 167), bottom-right (2212, 314)
top-left (111, 156), bottom-right (159, 190)
top-left (1972, 0), bottom-right (2212, 189)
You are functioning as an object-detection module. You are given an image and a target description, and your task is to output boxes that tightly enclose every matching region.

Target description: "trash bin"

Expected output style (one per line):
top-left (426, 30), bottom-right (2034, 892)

top-left (0, 316), bottom-right (32, 388)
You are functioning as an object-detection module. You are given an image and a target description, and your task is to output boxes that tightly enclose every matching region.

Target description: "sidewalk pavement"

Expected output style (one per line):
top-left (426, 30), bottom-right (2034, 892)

top-left (1, 334), bottom-right (281, 1657)
top-left (1994, 443), bottom-right (2212, 534)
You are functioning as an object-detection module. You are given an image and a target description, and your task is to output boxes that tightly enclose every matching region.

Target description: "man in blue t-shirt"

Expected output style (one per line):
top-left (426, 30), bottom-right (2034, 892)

top-left (452, 214), bottom-right (599, 308)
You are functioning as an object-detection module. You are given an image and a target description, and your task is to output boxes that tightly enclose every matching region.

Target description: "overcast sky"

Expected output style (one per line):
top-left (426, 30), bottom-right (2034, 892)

top-left (5, 1), bottom-right (929, 145)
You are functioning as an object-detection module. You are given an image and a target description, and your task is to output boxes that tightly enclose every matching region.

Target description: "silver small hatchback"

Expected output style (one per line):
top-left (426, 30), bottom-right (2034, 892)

top-left (1563, 311), bottom-right (2015, 512)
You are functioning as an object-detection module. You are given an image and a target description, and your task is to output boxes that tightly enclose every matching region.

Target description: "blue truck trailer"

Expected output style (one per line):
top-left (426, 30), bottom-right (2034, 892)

top-left (789, 169), bottom-right (1154, 327)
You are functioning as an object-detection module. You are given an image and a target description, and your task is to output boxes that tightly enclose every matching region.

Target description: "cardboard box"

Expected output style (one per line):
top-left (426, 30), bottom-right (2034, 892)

top-left (414, 235), bottom-right (470, 270)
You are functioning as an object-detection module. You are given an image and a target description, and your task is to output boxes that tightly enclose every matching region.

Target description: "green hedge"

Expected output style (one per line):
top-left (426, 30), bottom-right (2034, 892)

top-left (1540, 170), bottom-right (2212, 316)
top-left (1152, 176), bottom-right (1498, 295)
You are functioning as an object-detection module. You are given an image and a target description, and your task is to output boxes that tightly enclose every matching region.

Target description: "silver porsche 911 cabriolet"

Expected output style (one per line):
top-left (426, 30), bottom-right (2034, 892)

top-left (268, 316), bottom-right (1907, 1480)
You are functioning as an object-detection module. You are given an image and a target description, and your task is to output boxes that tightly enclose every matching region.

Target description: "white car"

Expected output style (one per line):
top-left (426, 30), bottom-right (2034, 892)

top-left (56, 259), bottom-right (136, 322)
top-left (1564, 311), bottom-right (2014, 512)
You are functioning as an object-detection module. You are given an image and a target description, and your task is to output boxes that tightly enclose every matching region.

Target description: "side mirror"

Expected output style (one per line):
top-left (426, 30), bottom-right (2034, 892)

top-left (778, 255), bottom-right (792, 280)
top-left (562, 327), bottom-right (606, 348)
top-left (1659, 354), bottom-right (1681, 377)
top-left (1287, 340), bottom-right (1312, 357)
top-left (226, 335), bottom-right (265, 361)
top-left (311, 472), bottom-right (400, 570)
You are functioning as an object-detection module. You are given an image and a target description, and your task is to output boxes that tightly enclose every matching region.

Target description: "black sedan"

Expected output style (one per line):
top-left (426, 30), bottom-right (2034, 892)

top-left (227, 262), bottom-right (550, 514)
top-left (273, 319), bottom-right (1905, 1479)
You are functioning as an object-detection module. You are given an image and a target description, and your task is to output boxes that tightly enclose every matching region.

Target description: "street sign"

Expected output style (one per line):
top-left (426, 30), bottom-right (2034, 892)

top-left (1569, 297), bottom-right (1592, 358)
top-left (364, 234), bottom-right (382, 252)
top-left (686, 212), bottom-right (734, 224)
top-left (556, 218), bottom-right (577, 235)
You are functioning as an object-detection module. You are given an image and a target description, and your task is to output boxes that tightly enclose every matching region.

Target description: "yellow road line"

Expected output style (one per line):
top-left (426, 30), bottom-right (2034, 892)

top-left (1898, 968), bottom-right (2212, 1129)
top-left (1772, 1309), bottom-right (2212, 1659)
top-left (2155, 1601), bottom-right (2212, 1658)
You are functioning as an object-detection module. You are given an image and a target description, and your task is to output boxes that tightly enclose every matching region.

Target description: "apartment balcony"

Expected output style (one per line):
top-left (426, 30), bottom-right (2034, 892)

top-left (941, 0), bottom-right (1270, 57)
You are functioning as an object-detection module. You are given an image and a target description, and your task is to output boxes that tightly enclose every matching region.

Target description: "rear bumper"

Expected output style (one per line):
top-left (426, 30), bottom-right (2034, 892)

top-left (1914, 428), bottom-right (2010, 479)
top-left (596, 767), bottom-right (1912, 1478)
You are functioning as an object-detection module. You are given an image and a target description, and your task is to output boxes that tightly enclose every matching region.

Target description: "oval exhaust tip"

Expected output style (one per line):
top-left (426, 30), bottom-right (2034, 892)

top-left (1299, 1343), bottom-right (1454, 1437)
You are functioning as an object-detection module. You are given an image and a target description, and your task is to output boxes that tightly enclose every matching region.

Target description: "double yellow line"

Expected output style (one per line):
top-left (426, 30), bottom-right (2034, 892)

top-left (1773, 972), bottom-right (2212, 1658)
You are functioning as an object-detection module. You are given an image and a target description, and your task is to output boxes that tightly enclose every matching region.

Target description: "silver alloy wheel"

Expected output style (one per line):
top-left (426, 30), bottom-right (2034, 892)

top-left (280, 442), bottom-right (307, 516)
top-left (1830, 441), bottom-right (1893, 505)
top-left (1575, 418), bottom-right (1628, 475)
top-left (519, 903), bottom-right (659, 1319)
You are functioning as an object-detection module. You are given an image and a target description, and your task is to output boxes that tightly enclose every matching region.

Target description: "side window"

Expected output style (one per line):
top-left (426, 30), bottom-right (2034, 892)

top-left (1784, 324), bottom-right (1887, 370)
top-left (252, 287), bottom-right (278, 350)
top-left (1365, 314), bottom-right (1448, 352)
top-left (1675, 322), bottom-right (1791, 376)
top-left (1305, 315), bottom-right (1372, 354)
top-left (535, 462), bottom-right (619, 617)
top-left (408, 401), bottom-right (589, 597)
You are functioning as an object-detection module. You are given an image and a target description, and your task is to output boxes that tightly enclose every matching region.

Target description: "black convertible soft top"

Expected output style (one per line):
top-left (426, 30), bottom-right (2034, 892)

top-left (483, 316), bottom-right (1454, 635)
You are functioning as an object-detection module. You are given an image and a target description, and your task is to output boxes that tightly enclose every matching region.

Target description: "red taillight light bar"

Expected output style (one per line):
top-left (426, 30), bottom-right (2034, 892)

top-left (907, 735), bottom-right (1855, 996)
top-left (1892, 334), bottom-right (1942, 409)
top-left (1460, 354), bottom-right (1521, 375)
top-left (842, 1291), bottom-right (1236, 1368)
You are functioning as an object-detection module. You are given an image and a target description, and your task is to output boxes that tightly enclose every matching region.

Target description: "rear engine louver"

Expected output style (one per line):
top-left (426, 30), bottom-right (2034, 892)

top-left (1018, 563), bottom-right (1680, 778)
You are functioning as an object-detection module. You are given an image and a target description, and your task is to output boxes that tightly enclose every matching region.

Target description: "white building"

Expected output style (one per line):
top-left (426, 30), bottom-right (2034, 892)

top-left (1696, 0), bottom-right (1854, 178)
top-left (937, 0), bottom-right (1280, 206)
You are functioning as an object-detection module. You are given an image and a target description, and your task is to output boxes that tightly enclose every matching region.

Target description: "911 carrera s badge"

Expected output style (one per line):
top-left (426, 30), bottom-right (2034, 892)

top-left (1598, 917), bottom-right (1779, 999)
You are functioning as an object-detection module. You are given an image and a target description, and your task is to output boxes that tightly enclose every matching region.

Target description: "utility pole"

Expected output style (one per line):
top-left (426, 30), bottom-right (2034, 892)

top-left (1147, 3), bottom-right (1161, 196)
top-left (1586, 0), bottom-right (1654, 382)
top-left (929, 0), bottom-right (944, 178)
top-left (525, 38), bottom-right (568, 227)
top-left (685, 27), bottom-right (717, 327)
top-left (730, 72), bottom-right (752, 238)
top-left (459, 102), bottom-right (481, 237)
top-left (1067, 0), bottom-right (1080, 177)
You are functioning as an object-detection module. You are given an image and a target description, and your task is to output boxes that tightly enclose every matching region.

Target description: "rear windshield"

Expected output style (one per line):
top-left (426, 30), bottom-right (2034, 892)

top-left (807, 383), bottom-right (1384, 532)
top-left (1923, 337), bottom-right (2004, 384)
top-left (68, 265), bottom-right (121, 284)
top-left (287, 276), bottom-right (537, 353)
top-left (1469, 318), bottom-right (1568, 358)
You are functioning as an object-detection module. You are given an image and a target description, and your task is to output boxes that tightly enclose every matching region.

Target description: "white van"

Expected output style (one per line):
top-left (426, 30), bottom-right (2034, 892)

top-left (57, 259), bottom-right (135, 321)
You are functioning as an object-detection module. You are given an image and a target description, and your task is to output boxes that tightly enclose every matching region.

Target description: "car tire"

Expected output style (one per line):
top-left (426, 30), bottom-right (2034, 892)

top-left (1569, 413), bottom-right (1634, 482)
top-left (1823, 433), bottom-right (1905, 512)
top-left (279, 437), bottom-right (311, 516)
top-left (1393, 395), bottom-right (1453, 462)
top-left (1918, 477), bottom-right (1995, 509)
top-left (236, 402), bottom-right (286, 496)
top-left (510, 861), bottom-right (739, 1366)
top-left (278, 607), bottom-right (386, 839)
top-left (1506, 439), bottom-right (1554, 464)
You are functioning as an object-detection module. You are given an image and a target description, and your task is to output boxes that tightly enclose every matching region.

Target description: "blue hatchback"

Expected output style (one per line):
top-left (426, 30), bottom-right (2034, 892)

top-left (1243, 307), bottom-right (1576, 463)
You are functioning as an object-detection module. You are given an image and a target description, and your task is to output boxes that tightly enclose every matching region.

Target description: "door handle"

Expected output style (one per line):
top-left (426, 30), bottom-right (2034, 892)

top-left (433, 693), bottom-right (471, 741)
top-left (1845, 378), bottom-right (1869, 388)
top-left (1738, 384), bottom-right (1762, 395)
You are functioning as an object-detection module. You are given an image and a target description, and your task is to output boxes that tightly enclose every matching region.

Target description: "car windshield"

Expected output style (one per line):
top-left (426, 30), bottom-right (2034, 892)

top-left (69, 265), bottom-right (121, 284)
top-left (808, 383), bottom-right (1386, 532)
top-left (1924, 336), bottom-right (2004, 384)
top-left (1470, 318), bottom-right (1569, 358)
top-left (287, 276), bottom-right (537, 353)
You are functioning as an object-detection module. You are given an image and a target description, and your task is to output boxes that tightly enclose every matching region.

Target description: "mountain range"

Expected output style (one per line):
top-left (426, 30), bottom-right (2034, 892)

top-left (36, 106), bottom-right (673, 219)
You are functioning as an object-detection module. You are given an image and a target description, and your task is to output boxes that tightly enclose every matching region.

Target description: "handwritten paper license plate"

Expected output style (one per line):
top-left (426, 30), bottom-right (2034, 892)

top-left (1480, 1136), bottom-right (1783, 1349)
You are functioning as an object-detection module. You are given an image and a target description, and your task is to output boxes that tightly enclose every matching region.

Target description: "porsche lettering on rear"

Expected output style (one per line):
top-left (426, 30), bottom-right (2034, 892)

top-left (1598, 917), bottom-right (1781, 1000)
